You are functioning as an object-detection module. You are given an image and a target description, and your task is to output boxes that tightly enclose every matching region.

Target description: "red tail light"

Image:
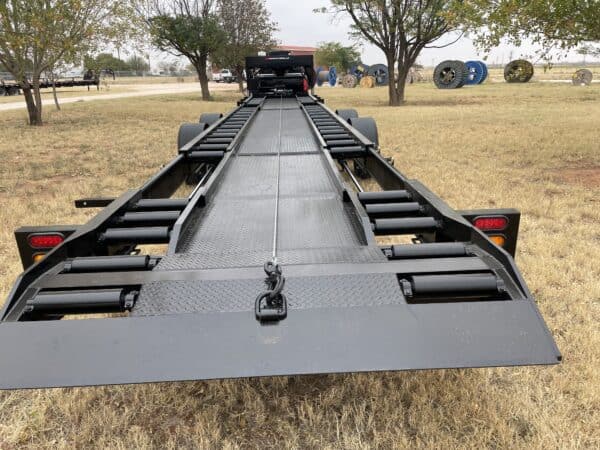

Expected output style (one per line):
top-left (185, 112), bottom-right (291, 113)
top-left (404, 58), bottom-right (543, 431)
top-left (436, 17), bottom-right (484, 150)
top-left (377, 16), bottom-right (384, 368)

top-left (474, 216), bottom-right (508, 231)
top-left (28, 233), bottom-right (65, 249)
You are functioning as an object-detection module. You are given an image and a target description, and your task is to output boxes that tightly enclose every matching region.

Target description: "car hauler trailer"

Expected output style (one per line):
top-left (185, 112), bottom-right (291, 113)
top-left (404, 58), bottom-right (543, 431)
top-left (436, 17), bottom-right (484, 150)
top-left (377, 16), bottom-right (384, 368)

top-left (0, 52), bottom-right (560, 389)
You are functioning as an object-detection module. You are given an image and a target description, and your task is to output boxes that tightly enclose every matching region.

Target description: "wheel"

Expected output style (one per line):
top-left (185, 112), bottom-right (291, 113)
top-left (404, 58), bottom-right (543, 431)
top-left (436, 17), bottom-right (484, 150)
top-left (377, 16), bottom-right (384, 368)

top-left (336, 109), bottom-right (359, 122)
top-left (465, 61), bottom-right (485, 85)
top-left (572, 69), bottom-right (593, 86)
top-left (504, 60), bottom-right (534, 83)
top-left (349, 117), bottom-right (379, 147)
top-left (0, 86), bottom-right (5, 96)
top-left (433, 60), bottom-right (469, 89)
top-left (178, 123), bottom-right (208, 149)
top-left (367, 64), bottom-right (389, 86)
top-left (198, 112), bottom-right (223, 126)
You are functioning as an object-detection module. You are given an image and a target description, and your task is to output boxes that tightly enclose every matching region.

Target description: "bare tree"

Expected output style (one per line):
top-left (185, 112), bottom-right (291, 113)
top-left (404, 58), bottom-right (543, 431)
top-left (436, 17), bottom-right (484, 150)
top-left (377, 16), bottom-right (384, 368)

top-left (319, 1), bottom-right (463, 105)
top-left (214, 0), bottom-right (278, 92)
top-left (139, 0), bottom-right (224, 100)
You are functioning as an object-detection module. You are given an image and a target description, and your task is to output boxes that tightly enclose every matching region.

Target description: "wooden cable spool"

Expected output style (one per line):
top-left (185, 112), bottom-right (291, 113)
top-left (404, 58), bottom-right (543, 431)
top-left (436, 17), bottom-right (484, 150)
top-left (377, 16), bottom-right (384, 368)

top-left (359, 75), bottom-right (375, 88)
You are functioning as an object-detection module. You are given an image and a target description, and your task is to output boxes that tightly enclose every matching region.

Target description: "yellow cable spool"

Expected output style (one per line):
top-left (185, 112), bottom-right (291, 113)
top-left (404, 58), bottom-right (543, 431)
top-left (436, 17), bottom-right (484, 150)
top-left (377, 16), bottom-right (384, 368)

top-left (359, 75), bottom-right (375, 88)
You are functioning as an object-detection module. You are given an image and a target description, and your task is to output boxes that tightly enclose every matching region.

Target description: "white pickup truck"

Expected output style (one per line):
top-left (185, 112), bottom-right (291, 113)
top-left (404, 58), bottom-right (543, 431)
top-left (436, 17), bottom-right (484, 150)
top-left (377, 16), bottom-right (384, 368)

top-left (213, 69), bottom-right (236, 83)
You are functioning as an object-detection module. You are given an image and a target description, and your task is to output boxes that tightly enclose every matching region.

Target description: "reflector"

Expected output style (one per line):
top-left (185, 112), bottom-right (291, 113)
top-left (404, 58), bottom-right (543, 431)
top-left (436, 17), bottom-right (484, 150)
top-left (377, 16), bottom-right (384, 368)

top-left (474, 216), bottom-right (508, 231)
top-left (28, 233), bottom-right (64, 249)
top-left (489, 235), bottom-right (506, 247)
top-left (32, 253), bottom-right (46, 263)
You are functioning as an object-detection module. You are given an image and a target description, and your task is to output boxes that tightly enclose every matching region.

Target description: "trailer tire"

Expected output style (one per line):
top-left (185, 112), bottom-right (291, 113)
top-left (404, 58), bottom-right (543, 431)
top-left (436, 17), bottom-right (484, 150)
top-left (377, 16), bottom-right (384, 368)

top-left (349, 117), bottom-right (379, 147)
top-left (0, 87), bottom-right (5, 96)
top-left (433, 60), bottom-right (468, 89)
top-left (336, 109), bottom-right (359, 122)
top-left (178, 123), bottom-right (208, 149)
top-left (199, 113), bottom-right (223, 126)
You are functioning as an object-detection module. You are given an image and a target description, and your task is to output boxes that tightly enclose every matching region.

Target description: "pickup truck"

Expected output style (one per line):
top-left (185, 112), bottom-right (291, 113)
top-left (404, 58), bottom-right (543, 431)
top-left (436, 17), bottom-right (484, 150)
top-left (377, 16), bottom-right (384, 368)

top-left (213, 69), bottom-right (236, 83)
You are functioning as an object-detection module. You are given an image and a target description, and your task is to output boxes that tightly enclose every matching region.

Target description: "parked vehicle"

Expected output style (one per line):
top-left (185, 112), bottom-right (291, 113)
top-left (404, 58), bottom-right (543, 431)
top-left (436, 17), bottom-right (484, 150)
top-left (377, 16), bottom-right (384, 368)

top-left (213, 69), bottom-right (236, 83)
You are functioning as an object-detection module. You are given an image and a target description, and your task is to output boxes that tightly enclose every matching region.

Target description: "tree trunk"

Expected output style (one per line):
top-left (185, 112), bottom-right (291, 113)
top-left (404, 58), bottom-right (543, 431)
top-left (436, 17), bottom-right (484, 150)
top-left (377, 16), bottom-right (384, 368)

top-left (32, 77), bottom-right (43, 124)
top-left (386, 53), bottom-right (401, 106)
top-left (52, 76), bottom-right (61, 111)
top-left (236, 66), bottom-right (244, 93)
top-left (395, 63), bottom-right (410, 104)
top-left (195, 56), bottom-right (211, 101)
top-left (22, 86), bottom-right (39, 125)
top-left (21, 76), bottom-right (43, 126)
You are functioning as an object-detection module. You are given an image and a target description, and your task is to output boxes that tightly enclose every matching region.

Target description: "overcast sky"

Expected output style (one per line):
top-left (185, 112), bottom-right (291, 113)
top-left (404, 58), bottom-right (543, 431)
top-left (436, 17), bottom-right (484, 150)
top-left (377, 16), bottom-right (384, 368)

top-left (265, 0), bottom-right (590, 66)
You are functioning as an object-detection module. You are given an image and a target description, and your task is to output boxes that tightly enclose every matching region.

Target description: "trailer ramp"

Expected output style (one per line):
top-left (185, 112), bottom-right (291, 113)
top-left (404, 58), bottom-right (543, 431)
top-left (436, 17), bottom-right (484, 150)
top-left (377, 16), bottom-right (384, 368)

top-left (0, 92), bottom-right (560, 389)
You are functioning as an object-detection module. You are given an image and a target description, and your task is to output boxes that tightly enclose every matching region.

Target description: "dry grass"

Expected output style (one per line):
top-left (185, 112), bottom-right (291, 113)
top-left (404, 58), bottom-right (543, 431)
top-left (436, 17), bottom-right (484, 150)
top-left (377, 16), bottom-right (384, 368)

top-left (0, 82), bottom-right (599, 449)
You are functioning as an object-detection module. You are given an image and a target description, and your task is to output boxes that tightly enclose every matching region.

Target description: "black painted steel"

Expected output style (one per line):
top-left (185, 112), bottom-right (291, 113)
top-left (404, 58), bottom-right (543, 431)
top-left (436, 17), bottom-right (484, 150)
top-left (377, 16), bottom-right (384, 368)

top-left (64, 256), bottom-right (152, 273)
top-left (0, 87), bottom-right (560, 389)
top-left (391, 243), bottom-right (467, 259)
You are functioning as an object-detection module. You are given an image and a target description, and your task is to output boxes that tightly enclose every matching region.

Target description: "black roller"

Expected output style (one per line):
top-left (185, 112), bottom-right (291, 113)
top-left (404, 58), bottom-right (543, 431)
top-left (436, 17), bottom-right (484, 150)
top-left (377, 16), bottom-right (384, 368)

top-left (410, 274), bottom-right (500, 295)
top-left (26, 289), bottom-right (136, 314)
top-left (321, 133), bottom-right (350, 139)
top-left (118, 210), bottom-right (180, 225)
top-left (372, 217), bottom-right (438, 235)
top-left (390, 242), bottom-right (467, 259)
top-left (326, 139), bottom-right (356, 147)
top-left (101, 227), bottom-right (170, 244)
top-left (318, 126), bottom-right (345, 131)
top-left (197, 143), bottom-right (229, 151)
top-left (188, 151), bottom-right (225, 162)
top-left (64, 255), bottom-right (152, 273)
top-left (132, 198), bottom-right (188, 211)
top-left (365, 202), bottom-right (422, 218)
top-left (358, 190), bottom-right (412, 204)
top-left (329, 146), bottom-right (366, 158)
top-left (210, 132), bottom-right (237, 138)
top-left (205, 138), bottom-right (233, 144)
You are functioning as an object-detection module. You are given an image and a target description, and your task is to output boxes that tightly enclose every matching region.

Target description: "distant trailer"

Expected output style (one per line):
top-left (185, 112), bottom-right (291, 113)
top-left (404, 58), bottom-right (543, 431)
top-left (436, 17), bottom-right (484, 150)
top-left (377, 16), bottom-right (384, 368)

top-left (0, 77), bottom-right (100, 96)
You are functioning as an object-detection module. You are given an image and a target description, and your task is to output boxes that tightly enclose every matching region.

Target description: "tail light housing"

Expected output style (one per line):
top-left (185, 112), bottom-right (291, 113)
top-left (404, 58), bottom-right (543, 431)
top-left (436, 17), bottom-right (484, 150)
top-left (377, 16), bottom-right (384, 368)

top-left (28, 233), bottom-right (65, 249)
top-left (474, 216), bottom-right (508, 231)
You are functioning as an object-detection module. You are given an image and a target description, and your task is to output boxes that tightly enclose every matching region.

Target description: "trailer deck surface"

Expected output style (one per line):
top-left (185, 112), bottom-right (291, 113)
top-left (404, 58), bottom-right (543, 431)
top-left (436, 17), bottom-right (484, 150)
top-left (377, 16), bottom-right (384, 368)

top-left (134, 97), bottom-right (390, 315)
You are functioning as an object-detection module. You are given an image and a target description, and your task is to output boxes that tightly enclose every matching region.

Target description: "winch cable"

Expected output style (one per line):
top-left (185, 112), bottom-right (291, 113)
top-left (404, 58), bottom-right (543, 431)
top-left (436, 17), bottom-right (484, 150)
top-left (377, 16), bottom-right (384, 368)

top-left (255, 95), bottom-right (287, 321)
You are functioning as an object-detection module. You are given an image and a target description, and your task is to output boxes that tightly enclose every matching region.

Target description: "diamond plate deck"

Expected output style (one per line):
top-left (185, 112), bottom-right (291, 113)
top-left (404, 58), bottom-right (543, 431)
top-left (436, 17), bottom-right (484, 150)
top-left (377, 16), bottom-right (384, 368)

top-left (133, 273), bottom-right (404, 316)
top-left (140, 97), bottom-right (387, 313)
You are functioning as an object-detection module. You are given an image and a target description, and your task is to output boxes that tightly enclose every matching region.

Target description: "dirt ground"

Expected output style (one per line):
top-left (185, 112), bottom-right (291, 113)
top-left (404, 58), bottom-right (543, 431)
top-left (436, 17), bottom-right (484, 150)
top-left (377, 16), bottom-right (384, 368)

top-left (0, 82), bottom-right (598, 449)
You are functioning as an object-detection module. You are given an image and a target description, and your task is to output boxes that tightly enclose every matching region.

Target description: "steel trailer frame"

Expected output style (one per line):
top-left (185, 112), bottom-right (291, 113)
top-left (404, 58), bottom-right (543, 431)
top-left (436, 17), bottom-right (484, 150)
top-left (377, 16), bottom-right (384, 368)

top-left (0, 53), bottom-right (560, 390)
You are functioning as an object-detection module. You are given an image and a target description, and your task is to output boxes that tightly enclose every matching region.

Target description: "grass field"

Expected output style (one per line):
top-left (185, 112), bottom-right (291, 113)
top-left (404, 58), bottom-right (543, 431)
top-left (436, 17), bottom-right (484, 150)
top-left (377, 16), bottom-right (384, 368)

top-left (0, 82), bottom-right (598, 449)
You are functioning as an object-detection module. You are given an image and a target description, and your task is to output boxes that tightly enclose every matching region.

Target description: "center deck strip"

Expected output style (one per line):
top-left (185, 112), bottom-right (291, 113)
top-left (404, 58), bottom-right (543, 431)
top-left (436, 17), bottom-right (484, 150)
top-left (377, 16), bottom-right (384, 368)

top-left (133, 98), bottom-right (392, 315)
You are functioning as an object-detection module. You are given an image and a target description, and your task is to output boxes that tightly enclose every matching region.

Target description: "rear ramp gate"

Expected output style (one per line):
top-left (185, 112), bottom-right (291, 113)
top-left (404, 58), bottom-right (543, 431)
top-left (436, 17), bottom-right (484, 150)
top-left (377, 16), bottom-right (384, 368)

top-left (0, 52), bottom-right (559, 389)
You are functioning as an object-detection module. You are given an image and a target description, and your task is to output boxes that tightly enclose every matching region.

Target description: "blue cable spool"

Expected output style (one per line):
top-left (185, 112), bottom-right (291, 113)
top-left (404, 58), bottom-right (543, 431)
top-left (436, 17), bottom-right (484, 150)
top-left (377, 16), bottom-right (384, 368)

top-left (465, 61), bottom-right (485, 85)
top-left (328, 67), bottom-right (337, 86)
top-left (479, 61), bottom-right (488, 83)
top-left (315, 66), bottom-right (324, 86)
top-left (350, 63), bottom-right (369, 81)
